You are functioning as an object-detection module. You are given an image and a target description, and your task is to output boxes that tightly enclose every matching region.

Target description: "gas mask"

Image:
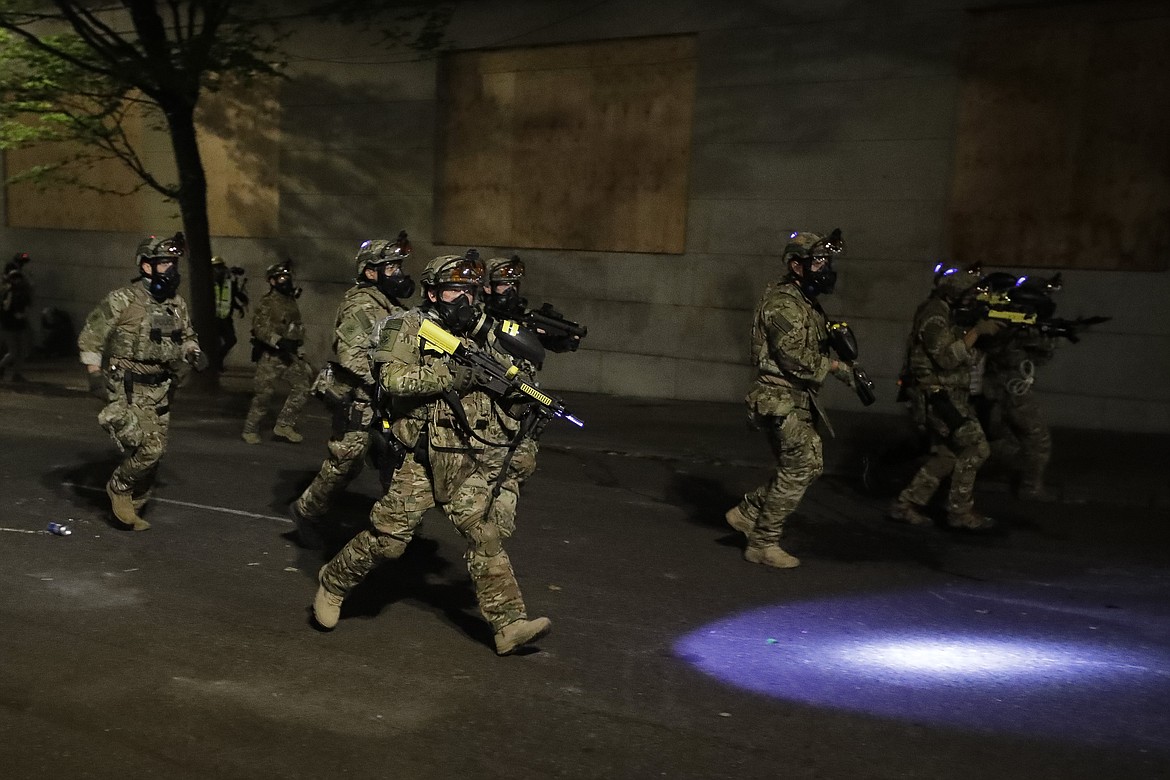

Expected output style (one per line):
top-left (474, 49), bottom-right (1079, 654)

top-left (797, 256), bottom-right (837, 296)
top-left (486, 285), bottom-right (525, 319)
top-left (433, 285), bottom-right (484, 336)
top-left (377, 268), bottom-right (415, 301)
top-left (273, 273), bottom-right (296, 297)
top-left (145, 259), bottom-right (181, 301)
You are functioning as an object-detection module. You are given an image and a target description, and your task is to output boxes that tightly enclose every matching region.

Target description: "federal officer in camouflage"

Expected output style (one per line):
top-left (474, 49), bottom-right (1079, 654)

top-left (479, 254), bottom-right (547, 539)
top-left (77, 234), bottom-right (207, 531)
top-left (290, 235), bottom-right (415, 547)
top-left (241, 263), bottom-right (313, 444)
top-left (889, 262), bottom-right (1002, 529)
top-left (312, 254), bottom-right (551, 655)
top-left (725, 230), bottom-right (857, 569)
top-left (975, 274), bottom-right (1058, 502)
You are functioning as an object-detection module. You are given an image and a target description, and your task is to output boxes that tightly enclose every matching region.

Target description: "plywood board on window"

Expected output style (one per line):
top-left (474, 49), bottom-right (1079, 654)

top-left (437, 35), bottom-right (696, 254)
top-left (949, 2), bottom-right (1170, 271)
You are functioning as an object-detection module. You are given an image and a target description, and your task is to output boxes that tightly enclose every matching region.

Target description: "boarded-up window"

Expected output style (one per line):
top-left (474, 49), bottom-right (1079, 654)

top-left (949, 2), bottom-right (1170, 271)
top-left (4, 78), bottom-right (280, 238)
top-left (436, 35), bottom-right (696, 254)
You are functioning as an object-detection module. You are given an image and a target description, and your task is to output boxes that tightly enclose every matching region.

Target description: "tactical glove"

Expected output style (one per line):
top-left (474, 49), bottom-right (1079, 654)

top-left (450, 364), bottom-right (492, 393)
top-left (87, 370), bottom-right (107, 400)
top-left (969, 318), bottom-right (1005, 338)
top-left (276, 337), bottom-right (301, 354)
top-left (186, 348), bottom-right (210, 372)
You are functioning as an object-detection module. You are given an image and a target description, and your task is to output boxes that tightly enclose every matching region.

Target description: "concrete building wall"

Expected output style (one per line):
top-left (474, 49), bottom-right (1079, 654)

top-left (2, 0), bottom-right (1166, 431)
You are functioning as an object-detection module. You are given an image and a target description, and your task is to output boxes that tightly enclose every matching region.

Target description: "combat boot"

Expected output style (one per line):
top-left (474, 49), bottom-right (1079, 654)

top-left (888, 499), bottom-right (932, 526)
top-left (725, 505), bottom-right (754, 537)
top-left (273, 423), bottom-right (303, 443)
top-left (241, 422), bottom-right (261, 445)
top-left (106, 482), bottom-right (150, 531)
top-left (946, 510), bottom-right (996, 531)
top-left (744, 544), bottom-right (800, 569)
top-left (494, 616), bottom-right (552, 655)
top-left (312, 584), bottom-right (344, 629)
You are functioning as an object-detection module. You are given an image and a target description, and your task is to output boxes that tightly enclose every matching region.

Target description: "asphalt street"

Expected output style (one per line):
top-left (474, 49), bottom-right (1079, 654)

top-left (0, 380), bottom-right (1167, 780)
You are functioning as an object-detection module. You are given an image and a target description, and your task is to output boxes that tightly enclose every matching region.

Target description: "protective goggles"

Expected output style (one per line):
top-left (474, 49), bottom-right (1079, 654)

top-left (489, 257), bottom-right (525, 283)
top-left (435, 258), bottom-right (484, 286)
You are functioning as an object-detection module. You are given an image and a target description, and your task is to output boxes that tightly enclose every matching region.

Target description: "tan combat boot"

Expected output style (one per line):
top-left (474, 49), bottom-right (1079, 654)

top-left (273, 423), bottom-right (303, 443)
top-left (241, 422), bottom-right (261, 445)
top-left (494, 617), bottom-right (552, 655)
top-left (106, 482), bottom-right (150, 531)
top-left (312, 584), bottom-right (344, 629)
top-left (744, 544), bottom-right (800, 569)
top-left (888, 499), bottom-right (932, 526)
top-left (725, 505), bottom-right (754, 537)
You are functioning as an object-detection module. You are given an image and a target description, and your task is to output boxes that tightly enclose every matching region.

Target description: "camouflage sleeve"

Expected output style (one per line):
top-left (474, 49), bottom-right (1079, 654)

top-left (77, 290), bottom-right (128, 367)
top-left (250, 294), bottom-right (279, 347)
top-left (373, 313), bottom-right (454, 397)
top-left (919, 311), bottom-right (971, 371)
top-left (175, 296), bottom-right (200, 356)
top-left (766, 306), bottom-right (831, 384)
top-left (335, 299), bottom-right (379, 384)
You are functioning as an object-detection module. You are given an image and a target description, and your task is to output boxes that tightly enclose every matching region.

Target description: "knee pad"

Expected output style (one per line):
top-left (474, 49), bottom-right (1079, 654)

top-left (464, 519), bottom-right (503, 557)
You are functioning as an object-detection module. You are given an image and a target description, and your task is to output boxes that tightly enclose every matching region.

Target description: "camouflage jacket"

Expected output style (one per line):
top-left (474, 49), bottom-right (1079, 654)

top-left (746, 277), bottom-right (833, 418)
top-left (331, 284), bottom-right (404, 396)
top-left (981, 328), bottom-right (1056, 398)
top-left (370, 307), bottom-right (510, 453)
top-left (251, 290), bottom-right (305, 349)
top-left (77, 280), bottom-right (198, 373)
top-left (905, 294), bottom-right (976, 391)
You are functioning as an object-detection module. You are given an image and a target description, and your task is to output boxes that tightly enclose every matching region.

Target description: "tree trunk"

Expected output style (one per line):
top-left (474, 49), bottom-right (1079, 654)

top-left (164, 98), bottom-right (220, 391)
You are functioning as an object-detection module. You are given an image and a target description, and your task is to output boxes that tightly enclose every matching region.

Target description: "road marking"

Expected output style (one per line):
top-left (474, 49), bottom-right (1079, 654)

top-left (63, 482), bottom-right (292, 524)
top-left (0, 527), bottom-right (40, 535)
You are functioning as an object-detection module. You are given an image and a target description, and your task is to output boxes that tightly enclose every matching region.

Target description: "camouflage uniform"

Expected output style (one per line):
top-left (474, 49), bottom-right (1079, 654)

top-left (318, 307), bottom-right (533, 634)
top-left (732, 274), bottom-right (848, 553)
top-left (78, 279), bottom-right (198, 510)
top-left (979, 328), bottom-right (1056, 495)
top-left (242, 288), bottom-right (312, 438)
top-left (293, 283), bottom-right (404, 519)
top-left (896, 294), bottom-right (991, 524)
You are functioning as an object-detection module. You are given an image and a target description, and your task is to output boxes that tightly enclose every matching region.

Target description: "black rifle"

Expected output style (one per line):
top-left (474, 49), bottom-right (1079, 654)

top-left (521, 302), bottom-right (587, 353)
top-left (957, 289), bottom-right (1110, 343)
top-left (826, 320), bottom-right (877, 406)
top-left (418, 319), bottom-right (584, 428)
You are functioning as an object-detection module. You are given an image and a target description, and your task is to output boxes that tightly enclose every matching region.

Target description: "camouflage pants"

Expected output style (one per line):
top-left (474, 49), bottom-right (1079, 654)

top-left (319, 450), bottom-right (528, 633)
top-left (899, 390), bottom-right (990, 516)
top-left (243, 351), bottom-right (313, 431)
top-left (985, 391), bottom-right (1051, 488)
top-left (737, 411), bottom-right (823, 547)
top-left (97, 377), bottom-right (172, 498)
top-left (294, 401), bottom-right (374, 519)
top-left (481, 437), bottom-right (539, 539)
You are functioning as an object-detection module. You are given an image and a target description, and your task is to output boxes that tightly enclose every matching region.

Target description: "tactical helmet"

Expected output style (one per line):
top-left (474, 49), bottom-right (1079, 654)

top-left (422, 253), bottom-right (487, 336)
top-left (487, 255), bottom-right (525, 284)
top-left (420, 253), bottom-right (485, 290)
top-left (933, 260), bottom-right (982, 297)
top-left (783, 229), bottom-right (843, 295)
top-left (211, 256), bottom-right (227, 267)
top-left (136, 234), bottom-right (185, 265)
top-left (266, 262), bottom-right (290, 280)
top-left (136, 234), bottom-right (184, 301)
top-left (353, 232), bottom-right (412, 279)
top-left (484, 255), bottom-right (526, 318)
